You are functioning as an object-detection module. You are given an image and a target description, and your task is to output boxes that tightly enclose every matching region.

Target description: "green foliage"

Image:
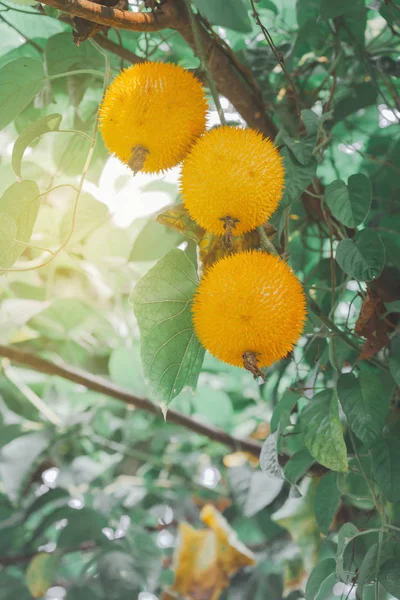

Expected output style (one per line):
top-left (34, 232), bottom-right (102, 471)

top-left (335, 229), bottom-right (386, 281)
top-left (132, 249), bottom-right (205, 408)
top-left (0, 1), bottom-right (398, 599)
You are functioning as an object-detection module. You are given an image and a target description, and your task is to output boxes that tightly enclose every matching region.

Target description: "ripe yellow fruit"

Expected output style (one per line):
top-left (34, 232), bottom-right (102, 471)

top-left (192, 251), bottom-right (306, 374)
top-left (181, 126), bottom-right (284, 236)
top-left (99, 61), bottom-right (207, 174)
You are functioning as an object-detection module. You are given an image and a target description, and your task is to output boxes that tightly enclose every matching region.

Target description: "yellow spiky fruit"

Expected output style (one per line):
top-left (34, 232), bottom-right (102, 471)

top-left (192, 251), bottom-right (306, 373)
top-left (99, 61), bottom-right (208, 174)
top-left (181, 126), bottom-right (285, 236)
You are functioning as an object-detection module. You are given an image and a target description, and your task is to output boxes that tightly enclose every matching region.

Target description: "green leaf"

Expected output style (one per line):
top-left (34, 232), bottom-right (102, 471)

top-left (305, 558), bottom-right (336, 600)
top-left (45, 32), bottom-right (103, 75)
top-left (0, 431), bottom-right (51, 501)
top-left (324, 174), bottom-right (372, 228)
top-left (379, 556), bottom-right (400, 598)
top-left (0, 181), bottom-right (40, 269)
top-left (12, 113), bottom-right (62, 179)
top-left (0, 213), bottom-right (17, 266)
top-left (129, 218), bottom-right (185, 262)
top-left (271, 390), bottom-right (298, 433)
top-left (371, 437), bottom-right (400, 503)
top-left (260, 431), bottom-right (283, 479)
top-left (283, 449), bottom-right (315, 485)
top-left (334, 82), bottom-right (378, 121)
top-left (337, 371), bottom-right (389, 448)
top-left (314, 472), bottom-right (341, 534)
top-left (97, 551), bottom-right (142, 597)
top-left (385, 300), bottom-right (400, 314)
top-left (302, 390), bottom-right (348, 472)
top-left (336, 229), bottom-right (386, 282)
top-left (356, 543), bottom-right (380, 600)
top-left (390, 339), bottom-right (400, 386)
top-left (59, 193), bottom-right (109, 244)
top-left (244, 471), bottom-right (284, 517)
top-left (280, 147), bottom-right (317, 208)
top-left (320, 0), bottom-right (364, 21)
top-left (283, 132), bottom-right (316, 166)
top-left (57, 507), bottom-right (108, 548)
top-left (336, 522), bottom-right (359, 582)
top-left (26, 552), bottom-right (60, 598)
top-left (132, 249), bottom-right (205, 408)
top-left (0, 58), bottom-right (45, 131)
top-left (194, 0), bottom-right (252, 32)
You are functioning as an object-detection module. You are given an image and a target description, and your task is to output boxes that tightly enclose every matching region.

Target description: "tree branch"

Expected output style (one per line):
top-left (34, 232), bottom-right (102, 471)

top-left (40, 0), bottom-right (180, 30)
top-left (93, 32), bottom-right (144, 63)
top-left (0, 345), bottom-right (263, 457)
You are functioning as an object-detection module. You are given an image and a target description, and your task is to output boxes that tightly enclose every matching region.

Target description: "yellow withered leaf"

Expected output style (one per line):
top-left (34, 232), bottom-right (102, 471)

top-left (168, 505), bottom-right (255, 600)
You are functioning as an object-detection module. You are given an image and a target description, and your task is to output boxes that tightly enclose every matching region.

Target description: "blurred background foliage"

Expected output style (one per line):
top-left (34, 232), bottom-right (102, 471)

top-left (0, 0), bottom-right (399, 599)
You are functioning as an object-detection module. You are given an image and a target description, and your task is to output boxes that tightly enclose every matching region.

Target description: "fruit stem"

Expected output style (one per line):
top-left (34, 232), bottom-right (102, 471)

top-left (128, 145), bottom-right (150, 175)
top-left (242, 351), bottom-right (266, 381)
top-left (220, 215), bottom-right (240, 249)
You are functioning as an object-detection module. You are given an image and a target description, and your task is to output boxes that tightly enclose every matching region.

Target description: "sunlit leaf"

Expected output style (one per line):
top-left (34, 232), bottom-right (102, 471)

top-left (132, 249), bottom-right (205, 408)
top-left (0, 58), bottom-right (45, 131)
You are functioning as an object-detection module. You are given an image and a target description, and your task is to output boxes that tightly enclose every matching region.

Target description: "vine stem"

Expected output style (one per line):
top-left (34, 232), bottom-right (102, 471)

top-left (1, 42), bottom-right (111, 273)
top-left (257, 226), bottom-right (278, 255)
top-left (183, 0), bottom-right (226, 126)
top-left (47, 69), bottom-right (105, 80)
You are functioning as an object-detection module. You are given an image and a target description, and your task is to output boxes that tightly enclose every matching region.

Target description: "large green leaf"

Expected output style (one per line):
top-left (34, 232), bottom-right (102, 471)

top-left (132, 249), bottom-right (205, 408)
top-left (379, 553), bottom-right (400, 598)
top-left (283, 449), bottom-right (315, 485)
top-left (0, 58), bottom-right (45, 131)
top-left (324, 174), bottom-right (372, 228)
top-left (45, 32), bottom-right (103, 75)
top-left (337, 371), bottom-right (389, 448)
top-left (314, 472), bottom-right (341, 534)
top-left (336, 229), bottom-right (386, 281)
top-left (371, 437), bottom-right (400, 503)
top-left (336, 522), bottom-right (360, 582)
top-left (320, 0), bottom-right (365, 21)
top-left (301, 390), bottom-right (348, 472)
top-left (305, 558), bottom-right (336, 600)
top-left (280, 147), bottom-right (317, 208)
top-left (0, 181), bottom-right (40, 269)
top-left (194, 0), bottom-right (252, 32)
top-left (12, 113), bottom-right (62, 179)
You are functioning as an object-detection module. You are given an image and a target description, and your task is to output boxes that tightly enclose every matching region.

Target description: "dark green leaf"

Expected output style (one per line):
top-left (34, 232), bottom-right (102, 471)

top-left (371, 437), bottom-right (400, 503)
top-left (45, 32), bottom-right (103, 75)
top-left (356, 543), bottom-right (379, 600)
top-left (314, 472), bottom-right (341, 534)
top-left (57, 507), bottom-right (108, 548)
top-left (271, 390), bottom-right (298, 433)
top-left (324, 174), bottom-right (372, 228)
top-left (97, 551), bottom-right (142, 598)
top-left (0, 58), bottom-right (45, 131)
top-left (302, 390), bottom-right (348, 472)
top-left (283, 449), bottom-right (315, 485)
top-left (280, 147), bottom-right (317, 208)
top-left (336, 229), bottom-right (386, 281)
top-left (379, 556), bottom-right (400, 598)
top-left (320, 0), bottom-right (364, 21)
top-left (12, 113), bottom-right (62, 179)
top-left (337, 371), bottom-right (389, 448)
top-left (132, 249), bottom-right (205, 409)
top-left (305, 558), bottom-right (336, 600)
top-left (336, 522), bottom-right (359, 582)
top-left (283, 132), bottom-right (316, 166)
top-left (194, 0), bottom-right (252, 32)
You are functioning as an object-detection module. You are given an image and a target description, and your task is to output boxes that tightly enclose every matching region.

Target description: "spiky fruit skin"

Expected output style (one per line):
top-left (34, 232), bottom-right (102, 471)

top-left (99, 62), bottom-right (207, 173)
top-left (181, 126), bottom-right (285, 235)
top-left (192, 251), bottom-right (306, 368)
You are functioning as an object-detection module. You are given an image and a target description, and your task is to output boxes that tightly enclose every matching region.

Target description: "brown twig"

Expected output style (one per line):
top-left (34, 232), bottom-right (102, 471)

top-left (93, 32), bottom-right (144, 63)
top-left (0, 345), bottom-right (263, 457)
